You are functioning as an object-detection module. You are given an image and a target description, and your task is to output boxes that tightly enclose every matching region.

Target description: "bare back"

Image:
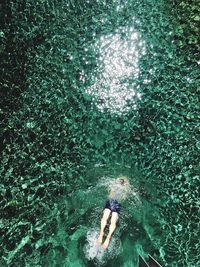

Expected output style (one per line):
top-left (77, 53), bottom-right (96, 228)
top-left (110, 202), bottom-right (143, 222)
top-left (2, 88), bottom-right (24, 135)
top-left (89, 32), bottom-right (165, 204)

top-left (108, 178), bottom-right (130, 202)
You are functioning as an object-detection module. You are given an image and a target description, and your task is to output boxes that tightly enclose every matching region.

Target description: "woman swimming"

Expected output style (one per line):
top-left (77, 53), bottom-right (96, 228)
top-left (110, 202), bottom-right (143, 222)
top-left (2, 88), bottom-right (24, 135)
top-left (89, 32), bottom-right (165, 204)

top-left (97, 176), bottom-right (130, 249)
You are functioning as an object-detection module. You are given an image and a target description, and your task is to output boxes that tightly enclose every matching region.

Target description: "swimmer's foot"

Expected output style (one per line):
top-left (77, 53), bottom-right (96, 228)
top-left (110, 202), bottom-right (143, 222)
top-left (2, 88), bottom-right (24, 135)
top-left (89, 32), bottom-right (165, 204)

top-left (102, 237), bottom-right (110, 250)
top-left (97, 232), bottom-right (104, 245)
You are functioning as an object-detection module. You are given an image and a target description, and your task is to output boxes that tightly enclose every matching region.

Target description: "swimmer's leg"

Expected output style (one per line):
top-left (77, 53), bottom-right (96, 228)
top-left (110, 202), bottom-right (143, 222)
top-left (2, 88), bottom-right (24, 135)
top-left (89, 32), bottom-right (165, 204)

top-left (98, 208), bottom-right (111, 245)
top-left (102, 212), bottom-right (118, 250)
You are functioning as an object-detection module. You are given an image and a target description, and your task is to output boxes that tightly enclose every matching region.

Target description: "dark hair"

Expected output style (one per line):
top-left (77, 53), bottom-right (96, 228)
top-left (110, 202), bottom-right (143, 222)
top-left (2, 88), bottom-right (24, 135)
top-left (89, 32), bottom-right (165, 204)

top-left (119, 178), bottom-right (125, 185)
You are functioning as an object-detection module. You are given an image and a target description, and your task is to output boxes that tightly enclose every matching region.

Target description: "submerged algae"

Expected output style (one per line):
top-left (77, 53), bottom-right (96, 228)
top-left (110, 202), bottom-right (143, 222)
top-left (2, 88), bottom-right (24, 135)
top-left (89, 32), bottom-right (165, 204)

top-left (0, 0), bottom-right (199, 266)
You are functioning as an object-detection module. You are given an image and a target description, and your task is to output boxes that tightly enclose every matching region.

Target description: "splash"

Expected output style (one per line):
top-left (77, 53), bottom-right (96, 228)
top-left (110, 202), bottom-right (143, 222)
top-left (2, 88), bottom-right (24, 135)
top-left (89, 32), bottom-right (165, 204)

top-left (97, 175), bottom-right (141, 206)
top-left (84, 228), bottom-right (121, 266)
top-left (84, 229), bottom-right (104, 262)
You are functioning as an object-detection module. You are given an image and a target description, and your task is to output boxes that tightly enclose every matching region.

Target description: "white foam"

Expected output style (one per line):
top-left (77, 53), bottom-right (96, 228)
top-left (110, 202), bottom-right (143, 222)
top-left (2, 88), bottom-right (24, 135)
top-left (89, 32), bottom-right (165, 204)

top-left (84, 228), bottom-right (122, 265)
top-left (85, 229), bottom-right (103, 260)
top-left (97, 176), bottom-right (141, 206)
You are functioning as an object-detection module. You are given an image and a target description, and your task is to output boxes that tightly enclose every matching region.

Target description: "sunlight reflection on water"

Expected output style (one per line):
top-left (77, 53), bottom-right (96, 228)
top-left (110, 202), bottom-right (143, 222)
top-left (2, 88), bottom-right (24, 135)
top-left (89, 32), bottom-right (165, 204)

top-left (86, 25), bottom-right (146, 114)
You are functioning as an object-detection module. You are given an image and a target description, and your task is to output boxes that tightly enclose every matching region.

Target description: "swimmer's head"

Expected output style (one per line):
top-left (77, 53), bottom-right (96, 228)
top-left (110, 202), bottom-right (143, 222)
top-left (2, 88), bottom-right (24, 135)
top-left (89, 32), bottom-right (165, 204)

top-left (117, 176), bottom-right (129, 186)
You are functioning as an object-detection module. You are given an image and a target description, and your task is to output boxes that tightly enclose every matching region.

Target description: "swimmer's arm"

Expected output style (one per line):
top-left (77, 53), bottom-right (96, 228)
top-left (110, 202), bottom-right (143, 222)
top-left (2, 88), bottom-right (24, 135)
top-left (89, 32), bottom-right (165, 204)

top-left (122, 187), bottom-right (130, 200)
top-left (108, 186), bottom-right (114, 198)
top-left (107, 183), bottom-right (113, 193)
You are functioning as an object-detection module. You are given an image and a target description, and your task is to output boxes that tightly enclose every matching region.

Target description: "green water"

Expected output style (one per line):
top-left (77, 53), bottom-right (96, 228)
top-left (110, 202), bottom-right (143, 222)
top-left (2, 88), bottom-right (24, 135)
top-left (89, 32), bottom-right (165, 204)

top-left (0, 0), bottom-right (199, 266)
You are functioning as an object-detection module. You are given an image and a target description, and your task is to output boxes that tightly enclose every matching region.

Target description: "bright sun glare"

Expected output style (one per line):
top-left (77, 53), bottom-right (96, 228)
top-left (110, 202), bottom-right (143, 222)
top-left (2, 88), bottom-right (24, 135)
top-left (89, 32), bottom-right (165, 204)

top-left (85, 25), bottom-right (146, 114)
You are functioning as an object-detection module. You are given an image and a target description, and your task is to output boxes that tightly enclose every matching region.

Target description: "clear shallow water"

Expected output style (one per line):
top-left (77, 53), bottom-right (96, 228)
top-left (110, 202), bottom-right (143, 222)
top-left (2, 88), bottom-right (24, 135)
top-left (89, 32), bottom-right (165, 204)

top-left (0, 0), bottom-right (199, 266)
top-left (39, 164), bottom-right (156, 267)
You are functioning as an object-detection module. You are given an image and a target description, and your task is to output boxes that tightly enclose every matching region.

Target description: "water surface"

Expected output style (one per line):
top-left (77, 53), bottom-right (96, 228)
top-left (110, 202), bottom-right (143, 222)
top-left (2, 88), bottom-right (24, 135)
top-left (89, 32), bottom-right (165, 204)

top-left (0, 0), bottom-right (199, 266)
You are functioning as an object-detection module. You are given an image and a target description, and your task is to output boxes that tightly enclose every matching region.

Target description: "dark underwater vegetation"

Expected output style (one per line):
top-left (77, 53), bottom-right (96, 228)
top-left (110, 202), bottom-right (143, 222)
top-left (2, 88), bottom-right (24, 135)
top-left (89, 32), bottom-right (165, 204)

top-left (0, 0), bottom-right (199, 266)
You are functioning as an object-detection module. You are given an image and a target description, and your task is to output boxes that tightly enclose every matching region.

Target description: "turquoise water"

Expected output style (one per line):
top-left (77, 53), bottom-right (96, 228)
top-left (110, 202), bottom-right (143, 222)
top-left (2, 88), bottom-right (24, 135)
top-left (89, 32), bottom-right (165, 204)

top-left (0, 0), bottom-right (199, 266)
top-left (34, 165), bottom-right (155, 267)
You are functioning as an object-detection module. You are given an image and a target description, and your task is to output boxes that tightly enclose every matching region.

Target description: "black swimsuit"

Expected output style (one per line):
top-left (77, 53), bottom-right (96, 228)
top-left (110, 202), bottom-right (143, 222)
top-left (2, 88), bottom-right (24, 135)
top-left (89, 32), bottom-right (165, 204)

top-left (104, 199), bottom-right (121, 213)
